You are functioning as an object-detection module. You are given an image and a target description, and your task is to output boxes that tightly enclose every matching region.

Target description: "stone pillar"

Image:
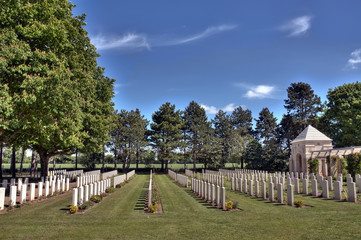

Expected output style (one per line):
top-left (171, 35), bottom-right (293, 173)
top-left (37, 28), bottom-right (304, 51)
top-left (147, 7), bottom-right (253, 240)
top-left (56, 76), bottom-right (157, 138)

top-left (312, 179), bottom-right (318, 197)
top-left (322, 180), bottom-right (329, 198)
top-left (277, 184), bottom-right (283, 203)
top-left (30, 183), bottom-right (35, 201)
top-left (85, 185), bottom-right (89, 202)
top-left (302, 178), bottom-right (308, 195)
top-left (269, 182), bottom-right (274, 201)
top-left (287, 184), bottom-right (294, 206)
top-left (221, 187), bottom-right (226, 210)
top-left (20, 184), bottom-right (27, 204)
top-left (79, 186), bottom-right (84, 205)
top-left (38, 181), bottom-right (43, 198)
top-left (72, 188), bottom-right (78, 206)
top-left (0, 187), bottom-right (5, 210)
top-left (348, 182), bottom-right (357, 203)
top-left (45, 181), bottom-right (49, 196)
top-left (334, 181), bottom-right (342, 200)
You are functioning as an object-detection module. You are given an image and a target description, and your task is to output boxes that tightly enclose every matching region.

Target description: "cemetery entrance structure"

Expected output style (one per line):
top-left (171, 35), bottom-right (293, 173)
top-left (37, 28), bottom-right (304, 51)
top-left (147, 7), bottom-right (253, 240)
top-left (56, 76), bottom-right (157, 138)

top-left (289, 125), bottom-right (361, 176)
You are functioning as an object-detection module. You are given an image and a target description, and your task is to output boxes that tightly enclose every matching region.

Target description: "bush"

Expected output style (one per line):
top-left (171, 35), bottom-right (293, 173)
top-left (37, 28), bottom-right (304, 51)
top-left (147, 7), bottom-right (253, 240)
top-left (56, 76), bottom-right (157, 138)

top-left (339, 158), bottom-right (347, 176)
top-left (78, 201), bottom-right (94, 210)
top-left (90, 195), bottom-right (102, 203)
top-left (105, 187), bottom-right (115, 193)
top-left (225, 201), bottom-right (233, 210)
top-left (69, 205), bottom-right (78, 214)
top-left (233, 201), bottom-right (239, 209)
top-left (149, 203), bottom-right (157, 213)
top-left (308, 158), bottom-right (319, 174)
top-left (294, 200), bottom-right (304, 208)
top-left (346, 153), bottom-right (361, 178)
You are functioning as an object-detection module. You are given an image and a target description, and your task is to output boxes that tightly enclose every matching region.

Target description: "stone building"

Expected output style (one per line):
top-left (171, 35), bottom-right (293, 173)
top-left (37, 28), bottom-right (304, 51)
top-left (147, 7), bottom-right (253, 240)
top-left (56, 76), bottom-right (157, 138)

top-left (289, 125), bottom-right (361, 176)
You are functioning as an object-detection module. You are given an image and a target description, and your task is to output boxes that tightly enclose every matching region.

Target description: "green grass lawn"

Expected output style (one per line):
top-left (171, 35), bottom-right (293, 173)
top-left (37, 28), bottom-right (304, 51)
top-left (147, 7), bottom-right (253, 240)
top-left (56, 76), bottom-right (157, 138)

top-left (1, 174), bottom-right (361, 239)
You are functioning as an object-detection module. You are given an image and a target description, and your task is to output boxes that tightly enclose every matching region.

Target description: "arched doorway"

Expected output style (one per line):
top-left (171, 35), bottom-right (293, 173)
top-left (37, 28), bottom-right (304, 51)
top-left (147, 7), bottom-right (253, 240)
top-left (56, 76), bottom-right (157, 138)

top-left (296, 153), bottom-right (302, 173)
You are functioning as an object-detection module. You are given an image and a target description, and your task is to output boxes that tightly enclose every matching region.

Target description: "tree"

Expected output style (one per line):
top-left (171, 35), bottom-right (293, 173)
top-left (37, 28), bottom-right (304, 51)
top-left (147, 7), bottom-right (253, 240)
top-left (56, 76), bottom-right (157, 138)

top-left (244, 138), bottom-right (263, 169)
top-left (283, 82), bottom-right (322, 153)
top-left (213, 110), bottom-right (233, 167)
top-left (255, 108), bottom-right (277, 144)
top-left (319, 82), bottom-right (361, 147)
top-left (150, 102), bottom-right (182, 172)
top-left (184, 101), bottom-right (210, 170)
top-left (0, 1), bottom-right (114, 176)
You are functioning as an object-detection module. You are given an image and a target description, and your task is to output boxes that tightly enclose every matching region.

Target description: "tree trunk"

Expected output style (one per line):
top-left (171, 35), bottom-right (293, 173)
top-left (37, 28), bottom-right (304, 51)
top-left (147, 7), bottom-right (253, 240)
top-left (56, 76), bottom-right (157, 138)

top-left (0, 145), bottom-right (3, 179)
top-left (75, 149), bottom-right (78, 170)
top-left (193, 147), bottom-right (197, 170)
top-left (19, 149), bottom-right (25, 176)
top-left (11, 147), bottom-right (16, 178)
top-left (136, 148), bottom-right (139, 170)
top-left (38, 150), bottom-right (50, 177)
top-left (241, 157), bottom-right (244, 169)
top-left (34, 153), bottom-right (39, 178)
top-left (114, 149), bottom-right (117, 170)
top-left (30, 151), bottom-right (36, 178)
top-left (101, 147), bottom-right (105, 172)
top-left (53, 158), bottom-right (56, 170)
top-left (122, 158), bottom-right (126, 173)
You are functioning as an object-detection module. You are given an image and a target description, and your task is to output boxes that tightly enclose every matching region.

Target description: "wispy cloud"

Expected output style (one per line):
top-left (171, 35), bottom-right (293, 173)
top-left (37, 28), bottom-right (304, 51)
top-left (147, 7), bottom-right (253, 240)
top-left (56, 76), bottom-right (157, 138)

top-left (345, 48), bottom-right (361, 70)
top-left (279, 16), bottom-right (312, 37)
top-left (200, 103), bottom-right (241, 114)
top-left (164, 24), bottom-right (238, 46)
top-left (91, 33), bottom-right (150, 51)
top-left (91, 24), bottom-right (237, 51)
top-left (236, 83), bottom-right (276, 99)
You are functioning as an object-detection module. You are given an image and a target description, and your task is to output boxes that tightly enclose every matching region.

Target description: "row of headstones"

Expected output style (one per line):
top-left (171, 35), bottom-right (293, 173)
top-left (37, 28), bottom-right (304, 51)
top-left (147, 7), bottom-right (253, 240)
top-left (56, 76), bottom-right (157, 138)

top-left (72, 178), bottom-right (111, 206)
top-left (49, 170), bottom-right (67, 176)
top-left (231, 176), bottom-right (295, 206)
top-left (0, 177), bottom-right (71, 210)
top-left (77, 174), bottom-right (100, 187)
top-left (202, 173), bottom-right (224, 187)
top-left (127, 170), bottom-right (136, 179)
top-left (185, 169), bottom-right (194, 178)
top-left (83, 170), bottom-right (101, 176)
top-left (113, 174), bottom-right (126, 188)
top-left (168, 170), bottom-right (177, 181)
top-left (2, 174), bottom-right (68, 190)
top-left (148, 170), bottom-right (152, 208)
top-left (64, 170), bottom-right (84, 180)
top-left (176, 174), bottom-right (188, 188)
top-left (102, 170), bottom-right (118, 180)
top-left (191, 178), bottom-right (226, 210)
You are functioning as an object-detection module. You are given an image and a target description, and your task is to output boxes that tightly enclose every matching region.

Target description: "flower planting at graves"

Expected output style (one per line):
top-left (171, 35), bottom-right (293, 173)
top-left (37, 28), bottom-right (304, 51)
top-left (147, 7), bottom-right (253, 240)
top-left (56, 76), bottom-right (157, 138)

top-left (294, 200), bottom-right (305, 208)
top-left (69, 206), bottom-right (78, 214)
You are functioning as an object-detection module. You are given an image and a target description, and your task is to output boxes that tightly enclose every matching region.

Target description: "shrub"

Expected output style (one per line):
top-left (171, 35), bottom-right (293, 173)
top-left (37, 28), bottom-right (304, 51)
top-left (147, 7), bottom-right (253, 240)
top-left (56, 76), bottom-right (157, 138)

top-left (149, 203), bottom-right (157, 213)
top-left (90, 195), bottom-right (102, 203)
top-left (346, 153), bottom-right (361, 178)
top-left (69, 205), bottom-right (78, 214)
top-left (339, 158), bottom-right (347, 176)
top-left (308, 158), bottom-right (319, 174)
top-left (105, 187), bottom-right (115, 193)
top-left (225, 201), bottom-right (233, 210)
top-left (78, 201), bottom-right (94, 210)
top-left (294, 200), bottom-right (304, 208)
top-left (233, 201), bottom-right (239, 209)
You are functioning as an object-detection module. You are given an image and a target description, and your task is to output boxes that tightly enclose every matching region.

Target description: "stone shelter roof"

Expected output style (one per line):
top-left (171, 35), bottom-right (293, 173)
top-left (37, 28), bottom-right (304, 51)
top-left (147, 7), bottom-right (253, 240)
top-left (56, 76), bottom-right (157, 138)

top-left (291, 125), bottom-right (332, 144)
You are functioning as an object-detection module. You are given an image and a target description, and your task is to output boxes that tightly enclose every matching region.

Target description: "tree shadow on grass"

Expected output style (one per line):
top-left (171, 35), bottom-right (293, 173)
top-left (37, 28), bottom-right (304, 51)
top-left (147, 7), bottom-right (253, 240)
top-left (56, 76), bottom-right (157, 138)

top-left (134, 189), bottom-right (147, 211)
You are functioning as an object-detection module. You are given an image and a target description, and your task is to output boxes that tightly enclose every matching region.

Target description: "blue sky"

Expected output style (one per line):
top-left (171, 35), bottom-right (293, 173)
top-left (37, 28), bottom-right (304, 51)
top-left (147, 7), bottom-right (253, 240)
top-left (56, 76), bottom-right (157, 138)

top-left (72, 0), bottom-right (361, 122)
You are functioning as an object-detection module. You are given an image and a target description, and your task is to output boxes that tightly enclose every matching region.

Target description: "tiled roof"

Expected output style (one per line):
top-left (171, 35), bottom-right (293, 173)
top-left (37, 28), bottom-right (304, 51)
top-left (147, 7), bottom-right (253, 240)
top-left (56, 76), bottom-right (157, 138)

top-left (291, 125), bottom-right (332, 143)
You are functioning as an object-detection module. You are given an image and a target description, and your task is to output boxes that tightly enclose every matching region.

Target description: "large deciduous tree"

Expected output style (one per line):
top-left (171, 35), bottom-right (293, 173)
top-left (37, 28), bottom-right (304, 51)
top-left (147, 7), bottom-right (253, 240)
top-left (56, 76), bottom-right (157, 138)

top-left (0, 1), bottom-right (114, 176)
top-left (320, 82), bottom-right (361, 147)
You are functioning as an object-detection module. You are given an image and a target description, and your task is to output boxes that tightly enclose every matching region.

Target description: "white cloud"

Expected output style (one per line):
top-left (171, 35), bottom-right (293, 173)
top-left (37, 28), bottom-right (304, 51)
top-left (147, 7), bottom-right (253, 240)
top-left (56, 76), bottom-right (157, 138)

top-left (279, 16), bottom-right (312, 37)
top-left (200, 103), bottom-right (241, 114)
top-left (345, 48), bottom-right (361, 70)
top-left (236, 83), bottom-right (276, 99)
top-left (91, 24), bottom-right (237, 51)
top-left (91, 33), bottom-right (150, 51)
top-left (165, 24), bottom-right (238, 45)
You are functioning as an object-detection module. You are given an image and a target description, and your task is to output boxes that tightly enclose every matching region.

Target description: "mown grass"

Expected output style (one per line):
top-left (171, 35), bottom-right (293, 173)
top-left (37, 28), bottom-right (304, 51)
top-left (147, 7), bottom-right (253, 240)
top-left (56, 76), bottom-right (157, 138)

top-left (1, 174), bottom-right (361, 239)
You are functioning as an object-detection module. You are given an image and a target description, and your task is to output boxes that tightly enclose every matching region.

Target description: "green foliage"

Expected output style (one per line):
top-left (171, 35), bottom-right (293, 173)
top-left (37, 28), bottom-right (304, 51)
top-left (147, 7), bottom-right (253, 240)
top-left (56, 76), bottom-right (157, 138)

top-left (69, 205), bottom-right (78, 214)
top-left (308, 158), bottom-right (319, 174)
top-left (294, 200), bottom-right (304, 208)
top-left (0, 0), bottom-right (114, 176)
top-left (213, 110), bottom-right (234, 167)
top-left (225, 201), bottom-right (233, 210)
top-left (339, 158), bottom-right (347, 176)
top-left (78, 201), bottom-right (93, 211)
top-left (105, 187), bottom-right (115, 193)
top-left (320, 82), bottom-right (361, 147)
top-left (90, 195), bottom-right (102, 203)
top-left (233, 201), bottom-right (239, 209)
top-left (346, 153), bottom-right (361, 178)
top-left (244, 138), bottom-right (263, 170)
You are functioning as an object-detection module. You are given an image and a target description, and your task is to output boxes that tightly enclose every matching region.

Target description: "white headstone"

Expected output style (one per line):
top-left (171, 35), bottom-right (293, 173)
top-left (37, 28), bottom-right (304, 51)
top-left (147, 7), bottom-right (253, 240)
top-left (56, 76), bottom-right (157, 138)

top-left (287, 184), bottom-right (294, 206)
top-left (9, 185), bottom-right (17, 206)
top-left (334, 181), bottom-right (342, 200)
top-left (79, 186), bottom-right (84, 205)
top-left (277, 184), bottom-right (283, 203)
top-left (38, 182), bottom-right (43, 198)
top-left (30, 183), bottom-right (35, 201)
top-left (20, 184), bottom-right (27, 204)
top-left (45, 181), bottom-right (49, 196)
top-left (0, 187), bottom-right (5, 210)
top-left (85, 185), bottom-right (89, 202)
top-left (72, 188), bottom-right (78, 206)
